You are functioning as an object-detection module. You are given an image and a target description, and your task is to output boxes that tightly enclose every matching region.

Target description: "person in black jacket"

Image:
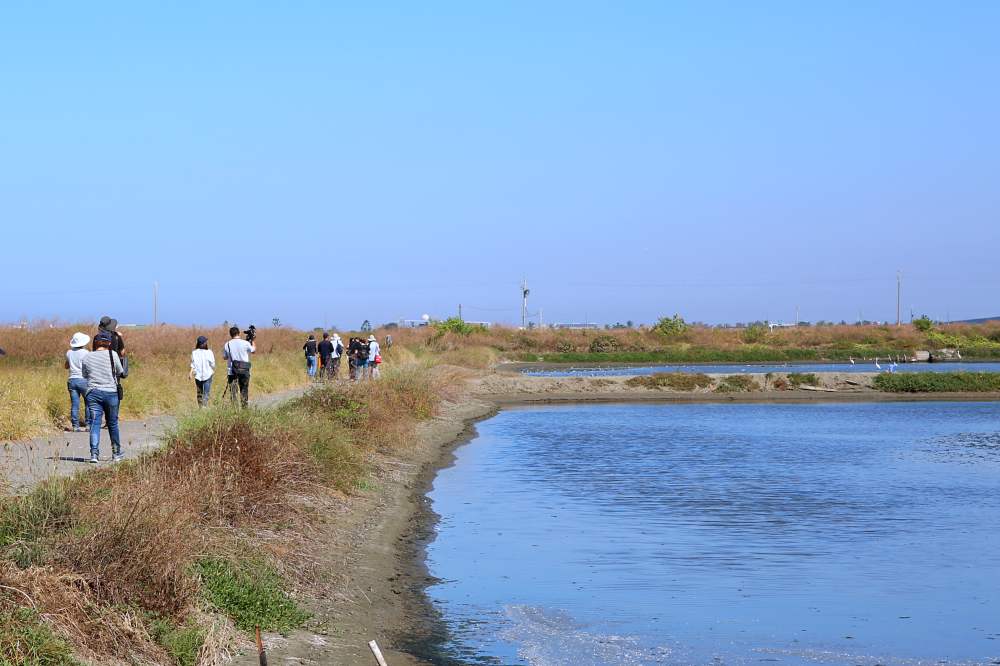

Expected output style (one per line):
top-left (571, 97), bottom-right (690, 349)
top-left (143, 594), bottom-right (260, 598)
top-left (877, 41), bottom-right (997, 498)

top-left (303, 334), bottom-right (318, 379)
top-left (318, 332), bottom-right (335, 381)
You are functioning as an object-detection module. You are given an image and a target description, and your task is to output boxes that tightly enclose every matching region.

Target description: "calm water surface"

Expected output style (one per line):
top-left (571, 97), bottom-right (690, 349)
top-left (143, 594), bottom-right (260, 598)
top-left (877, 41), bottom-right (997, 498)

top-left (524, 362), bottom-right (1000, 377)
top-left (424, 402), bottom-right (1000, 665)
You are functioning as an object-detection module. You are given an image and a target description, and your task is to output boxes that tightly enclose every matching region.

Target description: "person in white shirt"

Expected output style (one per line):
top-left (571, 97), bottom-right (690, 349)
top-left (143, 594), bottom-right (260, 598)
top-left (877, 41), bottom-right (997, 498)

top-left (65, 332), bottom-right (90, 431)
top-left (367, 334), bottom-right (381, 379)
top-left (190, 335), bottom-right (216, 407)
top-left (222, 326), bottom-right (256, 407)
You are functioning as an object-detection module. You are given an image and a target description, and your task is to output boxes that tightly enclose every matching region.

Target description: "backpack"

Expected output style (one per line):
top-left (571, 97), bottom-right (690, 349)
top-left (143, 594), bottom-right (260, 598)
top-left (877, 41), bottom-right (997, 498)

top-left (358, 342), bottom-right (370, 361)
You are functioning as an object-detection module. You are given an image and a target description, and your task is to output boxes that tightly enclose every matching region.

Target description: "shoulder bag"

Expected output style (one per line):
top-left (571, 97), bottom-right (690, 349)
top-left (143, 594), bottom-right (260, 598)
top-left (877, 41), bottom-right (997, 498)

top-left (109, 349), bottom-right (124, 401)
top-left (227, 341), bottom-right (252, 377)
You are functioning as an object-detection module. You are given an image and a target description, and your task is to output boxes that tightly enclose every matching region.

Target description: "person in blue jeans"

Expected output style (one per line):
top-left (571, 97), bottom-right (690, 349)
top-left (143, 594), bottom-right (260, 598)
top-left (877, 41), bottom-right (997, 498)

top-left (65, 331), bottom-right (91, 431)
top-left (82, 332), bottom-right (125, 463)
top-left (303, 334), bottom-right (318, 379)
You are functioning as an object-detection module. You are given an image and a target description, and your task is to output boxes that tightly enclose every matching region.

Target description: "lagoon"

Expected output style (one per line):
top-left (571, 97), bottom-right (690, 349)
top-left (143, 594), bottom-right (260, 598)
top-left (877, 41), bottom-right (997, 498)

top-left (424, 402), bottom-right (1000, 665)
top-left (523, 361), bottom-right (1000, 377)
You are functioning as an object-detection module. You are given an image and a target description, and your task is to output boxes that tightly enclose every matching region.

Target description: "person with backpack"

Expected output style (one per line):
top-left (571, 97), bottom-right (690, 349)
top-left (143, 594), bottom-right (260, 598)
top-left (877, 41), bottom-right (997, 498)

top-left (303, 334), bottom-right (318, 379)
top-left (190, 335), bottom-right (216, 406)
top-left (367, 334), bottom-right (382, 379)
top-left (82, 331), bottom-right (125, 463)
top-left (223, 326), bottom-right (255, 407)
top-left (65, 332), bottom-right (90, 431)
top-left (347, 336), bottom-right (361, 380)
top-left (330, 333), bottom-right (344, 379)
top-left (317, 332), bottom-right (334, 380)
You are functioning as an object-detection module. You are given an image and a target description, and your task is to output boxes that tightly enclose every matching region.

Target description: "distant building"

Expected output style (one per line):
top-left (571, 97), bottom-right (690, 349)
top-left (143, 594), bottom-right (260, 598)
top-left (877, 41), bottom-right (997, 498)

top-left (553, 323), bottom-right (601, 330)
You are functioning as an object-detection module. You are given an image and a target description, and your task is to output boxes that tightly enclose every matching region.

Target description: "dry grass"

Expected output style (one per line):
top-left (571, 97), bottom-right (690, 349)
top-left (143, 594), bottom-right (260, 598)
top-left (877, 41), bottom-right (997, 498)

top-left (624, 373), bottom-right (713, 391)
top-left (1, 356), bottom-right (447, 664)
top-left (0, 324), bottom-right (314, 440)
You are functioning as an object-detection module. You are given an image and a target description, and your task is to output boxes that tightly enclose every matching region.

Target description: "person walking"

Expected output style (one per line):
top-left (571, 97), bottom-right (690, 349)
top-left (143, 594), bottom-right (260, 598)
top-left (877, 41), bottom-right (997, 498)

top-left (65, 332), bottom-right (90, 431)
top-left (303, 334), bottom-right (318, 379)
top-left (367, 334), bottom-right (382, 379)
top-left (82, 331), bottom-right (125, 463)
top-left (317, 332), bottom-right (334, 380)
top-left (331, 333), bottom-right (344, 379)
top-left (190, 335), bottom-right (216, 406)
top-left (347, 336), bottom-right (360, 380)
top-left (356, 335), bottom-right (371, 379)
top-left (223, 326), bottom-right (255, 407)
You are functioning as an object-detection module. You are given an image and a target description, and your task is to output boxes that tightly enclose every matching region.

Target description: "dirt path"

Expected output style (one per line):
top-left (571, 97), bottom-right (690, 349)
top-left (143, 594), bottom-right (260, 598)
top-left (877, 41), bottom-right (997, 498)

top-left (0, 384), bottom-right (310, 494)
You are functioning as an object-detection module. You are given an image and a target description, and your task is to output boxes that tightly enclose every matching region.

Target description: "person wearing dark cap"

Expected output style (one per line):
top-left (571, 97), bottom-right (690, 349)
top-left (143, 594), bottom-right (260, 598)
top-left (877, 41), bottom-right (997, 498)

top-left (82, 331), bottom-right (125, 463)
top-left (93, 316), bottom-right (126, 356)
top-left (303, 334), bottom-right (318, 379)
top-left (190, 335), bottom-right (216, 407)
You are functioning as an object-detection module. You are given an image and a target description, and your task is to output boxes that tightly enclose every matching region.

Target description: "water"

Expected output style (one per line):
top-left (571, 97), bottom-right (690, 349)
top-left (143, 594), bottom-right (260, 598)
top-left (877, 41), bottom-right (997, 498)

top-left (523, 362), bottom-right (1000, 377)
top-left (424, 402), bottom-right (1000, 665)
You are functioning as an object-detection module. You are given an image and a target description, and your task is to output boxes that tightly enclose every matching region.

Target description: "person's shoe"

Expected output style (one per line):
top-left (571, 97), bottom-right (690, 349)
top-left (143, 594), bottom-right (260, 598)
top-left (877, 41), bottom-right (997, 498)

top-left (73, 426), bottom-right (86, 432)
top-left (112, 453), bottom-right (125, 463)
top-left (88, 455), bottom-right (99, 464)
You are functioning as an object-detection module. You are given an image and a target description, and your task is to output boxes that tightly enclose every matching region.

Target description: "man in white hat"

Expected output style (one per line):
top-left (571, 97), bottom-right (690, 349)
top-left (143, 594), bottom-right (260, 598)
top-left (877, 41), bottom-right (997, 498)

top-left (65, 332), bottom-right (91, 431)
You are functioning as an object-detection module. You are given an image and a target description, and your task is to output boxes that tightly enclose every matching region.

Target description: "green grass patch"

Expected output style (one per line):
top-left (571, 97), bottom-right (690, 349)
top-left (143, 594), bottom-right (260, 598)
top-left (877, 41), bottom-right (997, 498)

top-left (714, 375), bottom-right (761, 393)
top-left (148, 616), bottom-right (204, 666)
top-left (624, 373), bottom-right (712, 391)
top-left (0, 607), bottom-right (76, 666)
top-left (872, 372), bottom-right (1000, 393)
top-left (787, 373), bottom-right (819, 387)
top-left (196, 557), bottom-right (309, 634)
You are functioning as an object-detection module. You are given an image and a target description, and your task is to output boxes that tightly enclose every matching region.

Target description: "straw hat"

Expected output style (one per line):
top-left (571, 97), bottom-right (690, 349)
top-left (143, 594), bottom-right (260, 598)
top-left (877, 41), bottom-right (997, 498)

top-left (367, 335), bottom-right (376, 342)
top-left (69, 332), bottom-right (90, 349)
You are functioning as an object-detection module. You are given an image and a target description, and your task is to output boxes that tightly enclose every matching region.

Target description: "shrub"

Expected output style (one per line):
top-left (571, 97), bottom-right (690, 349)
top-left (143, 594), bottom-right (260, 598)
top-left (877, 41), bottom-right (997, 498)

top-left (741, 324), bottom-right (768, 344)
top-left (588, 335), bottom-right (621, 353)
top-left (873, 372), bottom-right (1000, 393)
top-left (196, 558), bottom-right (309, 634)
top-left (625, 373), bottom-right (712, 391)
top-left (432, 317), bottom-right (483, 336)
top-left (148, 617), bottom-right (205, 666)
top-left (787, 373), bottom-right (819, 387)
top-left (714, 375), bottom-right (760, 393)
top-left (653, 314), bottom-right (689, 337)
top-left (913, 315), bottom-right (934, 332)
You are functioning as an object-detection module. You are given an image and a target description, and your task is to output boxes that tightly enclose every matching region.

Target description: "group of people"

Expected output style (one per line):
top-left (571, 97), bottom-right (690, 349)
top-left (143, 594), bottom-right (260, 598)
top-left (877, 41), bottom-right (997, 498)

top-left (63, 320), bottom-right (390, 463)
top-left (64, 316), bottom-right (128, 464)
top-left (302, 332), bottom-right (385, 381)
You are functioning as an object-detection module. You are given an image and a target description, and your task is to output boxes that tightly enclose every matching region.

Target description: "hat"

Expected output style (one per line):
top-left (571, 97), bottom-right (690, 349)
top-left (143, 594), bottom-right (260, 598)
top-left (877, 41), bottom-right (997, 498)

top-left (93, 331), bottom-right (114, 346)
top-left (196, 336), bottom-right (208, 346)
top-left (69, 332), bottom-right (90, 348)
top-left (98, 316), bottom-right (118, 332)
top-left (368, 335), bottom-right (376, 342)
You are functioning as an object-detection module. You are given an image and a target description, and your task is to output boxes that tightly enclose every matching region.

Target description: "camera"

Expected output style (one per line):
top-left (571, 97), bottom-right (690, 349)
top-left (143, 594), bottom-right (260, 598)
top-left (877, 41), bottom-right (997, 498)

top-left (243, 325), bottom-right (257, 343)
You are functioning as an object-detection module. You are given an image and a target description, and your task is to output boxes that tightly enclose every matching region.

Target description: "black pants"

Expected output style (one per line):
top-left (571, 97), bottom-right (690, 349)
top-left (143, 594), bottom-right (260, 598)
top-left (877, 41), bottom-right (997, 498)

top-left (227, 372), bottom-right (250, 407)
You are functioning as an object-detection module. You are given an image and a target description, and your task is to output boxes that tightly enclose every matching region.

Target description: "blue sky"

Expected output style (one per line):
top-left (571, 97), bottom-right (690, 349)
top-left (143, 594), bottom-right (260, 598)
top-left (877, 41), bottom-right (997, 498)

top-left (1, 1), bottom-right (997, 328)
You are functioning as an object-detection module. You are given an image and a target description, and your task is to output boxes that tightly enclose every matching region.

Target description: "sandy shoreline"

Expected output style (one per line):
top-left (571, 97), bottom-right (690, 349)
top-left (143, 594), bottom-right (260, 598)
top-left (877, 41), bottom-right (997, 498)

top-left (234, 372), bottom-right (1000, 665)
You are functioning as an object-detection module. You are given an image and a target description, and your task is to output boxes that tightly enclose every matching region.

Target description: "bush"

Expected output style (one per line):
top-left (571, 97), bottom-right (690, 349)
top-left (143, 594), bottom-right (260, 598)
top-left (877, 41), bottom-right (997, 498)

top-left (741, 323), bottom-right (768, 344)
top-left (432, 317), bottom-right (484, 336)
top-left (653, 314), bottom-right (689, 337)
top-left (873, 372), bottom-right (1000, 393)
top-left (625, 373), bottom-right (712, 391)
top-left (912, 315), bottom-right (934, 332)
top-left (196, 558), bottom-right (309, 634)
top-left (148, 617), bottom-right (205, 666)
top-left (787, 373), bottom-right (819, 387)
top-left (588, 335), bottom-right (621, 353)
top-left (714, 375), bottom-right (760, 393)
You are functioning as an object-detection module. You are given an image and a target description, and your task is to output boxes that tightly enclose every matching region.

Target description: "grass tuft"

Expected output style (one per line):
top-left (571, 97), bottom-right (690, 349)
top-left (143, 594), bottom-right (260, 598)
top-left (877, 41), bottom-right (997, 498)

top-left (624, 373), bottom-right (712, 391)
top-left (196, 558), bottom-right (309, 634)
top-left (873, 372), bottom-right (1000, 393)
top-left (0, 607), bottom-right (76, 666)
top-left (714, 375), bottom-right (761, 393)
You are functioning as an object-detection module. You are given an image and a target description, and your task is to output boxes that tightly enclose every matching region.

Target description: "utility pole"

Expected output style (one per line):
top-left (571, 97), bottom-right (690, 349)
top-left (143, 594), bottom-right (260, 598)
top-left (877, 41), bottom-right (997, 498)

top-left (795, 305), bottom-right (799, 325)
top-left (896, 271), bottom-right (903, 326)
top-left (458, 304), bottom-right (463, 321)
top-left (153, 281), bottom-right (159, 327)
top-left (520, 279), bottom-right (530, 329)
top-left (538, 308), bottom-right (543, 329)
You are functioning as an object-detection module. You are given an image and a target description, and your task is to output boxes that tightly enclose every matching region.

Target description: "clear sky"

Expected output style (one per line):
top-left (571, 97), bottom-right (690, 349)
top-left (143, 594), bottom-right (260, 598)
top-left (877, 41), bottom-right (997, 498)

top-left (1, 1), bottom-right (997, 329)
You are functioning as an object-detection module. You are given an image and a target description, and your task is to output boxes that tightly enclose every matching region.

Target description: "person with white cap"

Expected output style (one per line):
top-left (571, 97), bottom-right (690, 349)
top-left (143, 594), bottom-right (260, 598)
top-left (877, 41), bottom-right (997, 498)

top-left (330, 332), bottom-right (344, 379)
top-left (367, 334), bottom-right (381, 379)
top-left (65, 332), bottom-right (91, 431)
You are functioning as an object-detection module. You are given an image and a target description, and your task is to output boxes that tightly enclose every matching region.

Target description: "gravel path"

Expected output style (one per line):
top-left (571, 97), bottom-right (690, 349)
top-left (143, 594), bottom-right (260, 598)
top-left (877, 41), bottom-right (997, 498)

top-left (0, 384), bottom-right (311, 494)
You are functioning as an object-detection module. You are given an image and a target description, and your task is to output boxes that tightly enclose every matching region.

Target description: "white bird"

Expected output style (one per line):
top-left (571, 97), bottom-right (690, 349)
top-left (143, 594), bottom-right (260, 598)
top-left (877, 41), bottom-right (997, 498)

top-left (849, 357), bottom-right (855, 365)
top-left (875, 357), bottom-right (882, 371)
